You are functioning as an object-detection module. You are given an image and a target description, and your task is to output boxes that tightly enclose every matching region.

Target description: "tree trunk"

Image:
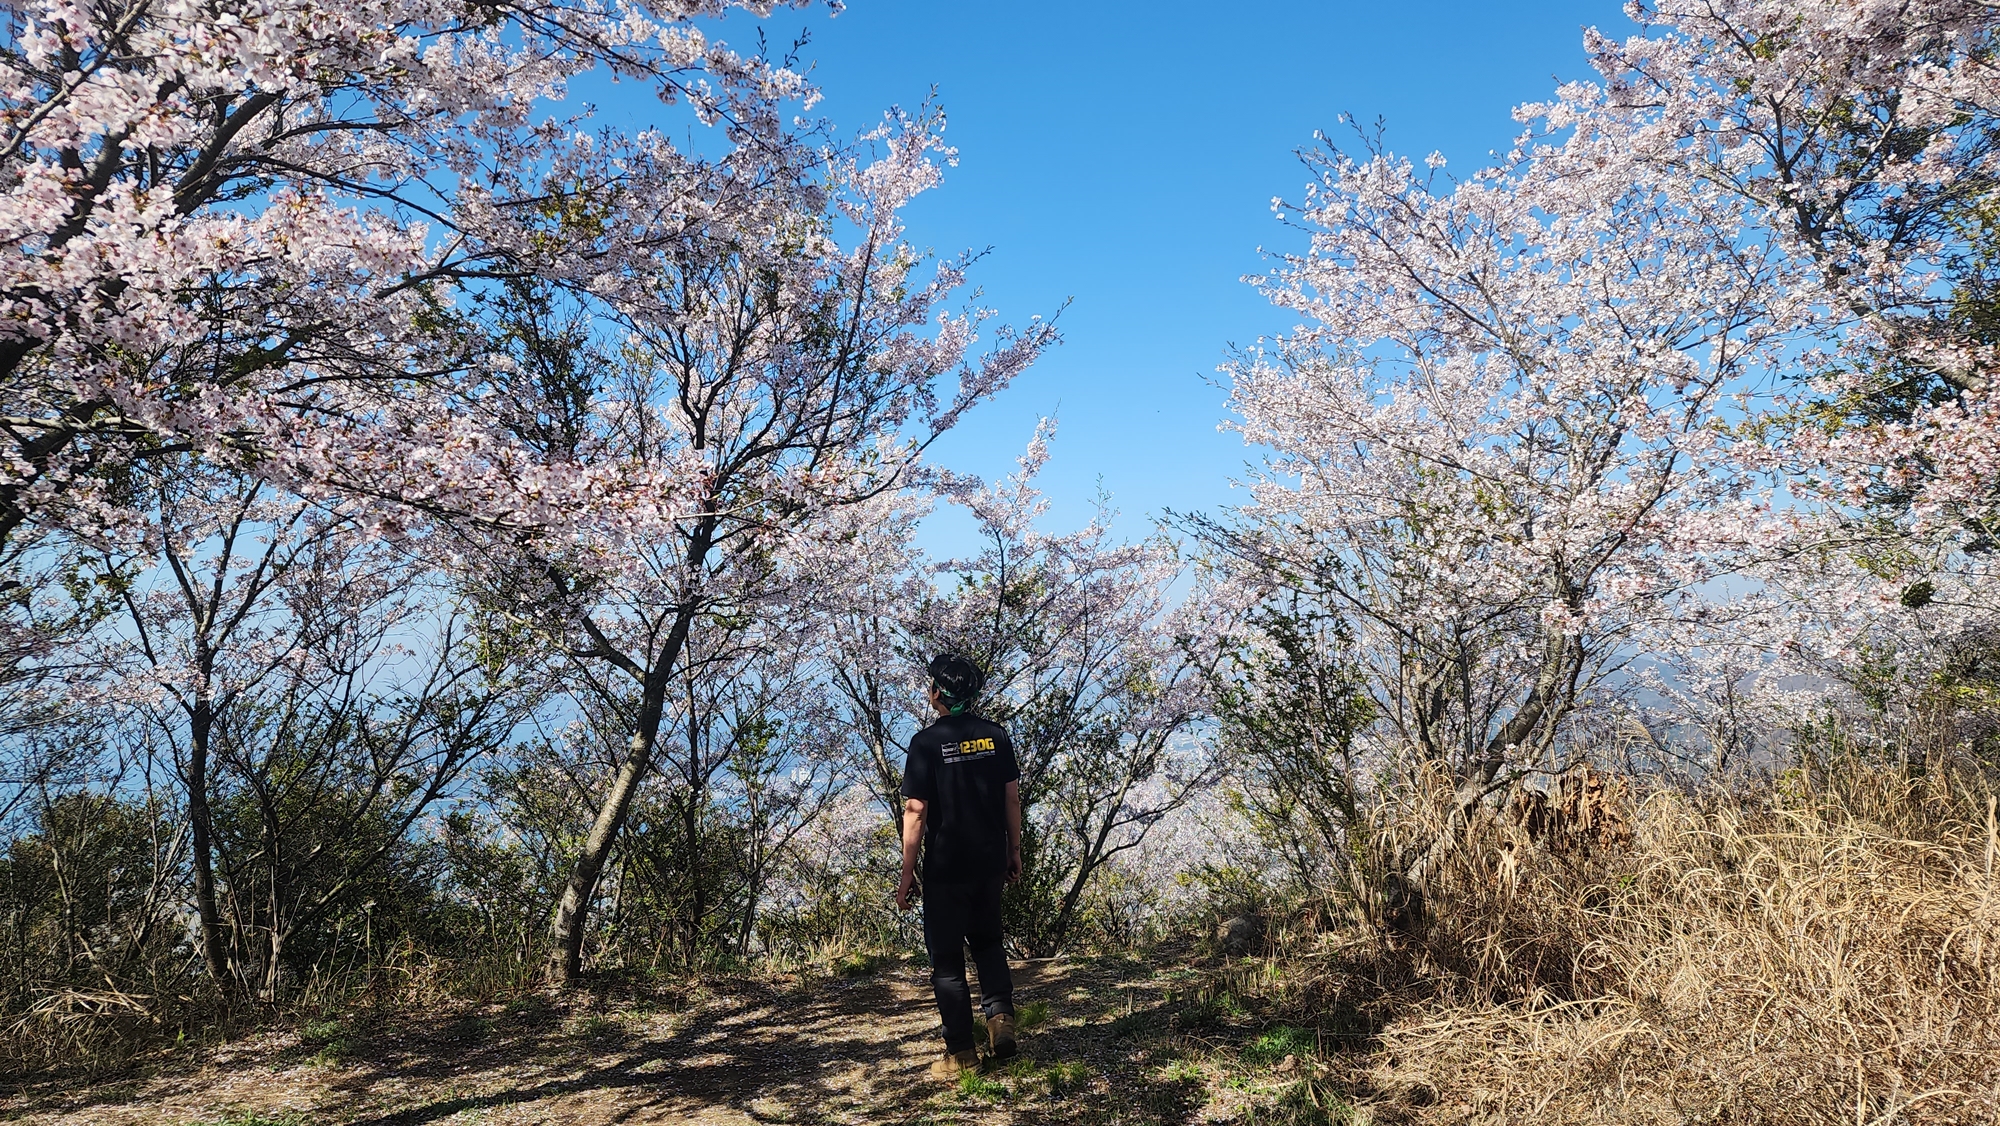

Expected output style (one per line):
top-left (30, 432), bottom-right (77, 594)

top-left (1047, 859), bottom-right (1094, 957)
top-left (259, 785), bottom-right (284, 1002)
top-left (1047, 774), bottom-right (1138, 955)
top-left (547, 608), bottom-right (692, 984)
top-left (187, 700), bottom-right (233, 991)
top-left (1472, 626), bottom-right (1582, 791)
top-left (684, 810), bottom-right (704, 966)
top-left (548, 726), bottom-right (657, 983)
top-left (737, 862), bottom-right (762, 957)
top-left (262, 927), bottom-right (285, 1001)
top-left (682, 722), bottom-right (705, 968)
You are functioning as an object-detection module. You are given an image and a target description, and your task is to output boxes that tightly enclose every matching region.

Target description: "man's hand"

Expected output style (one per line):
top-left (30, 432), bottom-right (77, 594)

top-left (897, 797), bottom-right (926, 911)
top-left (1007, 847), bottom-right (1023, 883)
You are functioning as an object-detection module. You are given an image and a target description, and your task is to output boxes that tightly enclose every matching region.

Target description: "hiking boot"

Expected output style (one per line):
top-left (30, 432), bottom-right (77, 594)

top-left (986, 1012), bottom-right (1017, 1060)
top-left (929, 1048), bottom-right (981, 1081)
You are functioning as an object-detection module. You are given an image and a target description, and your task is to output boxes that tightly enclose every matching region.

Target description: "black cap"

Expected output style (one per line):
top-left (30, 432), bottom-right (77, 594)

top-left (927, 653), bottom-right (986, 712)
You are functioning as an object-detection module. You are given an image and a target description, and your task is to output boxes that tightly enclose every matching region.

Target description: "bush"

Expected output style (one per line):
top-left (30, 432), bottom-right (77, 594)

top-left (0, 793), bottom-right (186, 1074)
top-left (1347, 759), bottom-right (2000, 1124)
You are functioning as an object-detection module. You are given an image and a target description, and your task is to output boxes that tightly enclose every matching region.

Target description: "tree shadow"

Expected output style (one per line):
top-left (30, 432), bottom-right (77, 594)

top-left (2, 953), bottom-right (1357, 1126)
top-left (327, 963), bottom-right (1218, 1126)
top-left (334, 976), bottom-right (938, 1126)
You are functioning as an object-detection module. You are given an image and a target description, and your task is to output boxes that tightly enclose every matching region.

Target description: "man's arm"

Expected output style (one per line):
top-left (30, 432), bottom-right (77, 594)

top-left (1004, 780), bottom-right (1023, 882)
top-left (895, 797), bottom-right (927, 910)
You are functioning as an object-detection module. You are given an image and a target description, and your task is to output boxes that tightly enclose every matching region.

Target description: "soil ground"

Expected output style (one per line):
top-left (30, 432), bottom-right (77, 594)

top-left (0, 950), bottom-right (1344, 1126)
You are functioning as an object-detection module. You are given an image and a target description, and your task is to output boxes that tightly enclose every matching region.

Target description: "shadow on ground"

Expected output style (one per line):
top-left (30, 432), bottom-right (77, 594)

top-left (0, 956), bottom-right (1259, 1126)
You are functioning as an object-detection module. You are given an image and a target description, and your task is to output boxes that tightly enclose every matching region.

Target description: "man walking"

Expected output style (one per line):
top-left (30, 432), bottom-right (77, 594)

top-left (895, 653), bottom-right (1023, 1080)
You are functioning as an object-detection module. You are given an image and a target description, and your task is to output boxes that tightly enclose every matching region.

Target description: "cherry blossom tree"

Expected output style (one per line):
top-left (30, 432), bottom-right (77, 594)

top-left (1557, 1), bottom-right (2000, 765)
top-left (449, 111), bottom-right (1053, 981)
top-left (1613, 0), bottom-right (2000, 777)
top-left (101, 462), bottom-right (512, 994)
top-left (4, 0), bottom-right (1057, 984)
top-left (1223, 113), bottom-right (1792, 795)
top-left (825, 432), bottom-right (1224, 954)
top-left (1216, 0), bottom-right (2000, 824)
top-left (1593, 0), bottom-right (2000, 401)
top-left (821, 492), bottom-right (931, 826)
top-left (0, 0), bottom-right (826, 548)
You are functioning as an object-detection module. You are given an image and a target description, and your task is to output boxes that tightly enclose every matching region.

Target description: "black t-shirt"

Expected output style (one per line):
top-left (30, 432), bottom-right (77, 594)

top-left (900, 712), bottom-right (1020, 883)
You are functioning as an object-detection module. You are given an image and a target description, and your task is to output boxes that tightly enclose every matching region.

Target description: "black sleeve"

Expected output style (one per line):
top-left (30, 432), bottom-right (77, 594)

top-left (900, 736), bottom-right (936, 803)
top-left (997, 729), bottom-right (1020, 784)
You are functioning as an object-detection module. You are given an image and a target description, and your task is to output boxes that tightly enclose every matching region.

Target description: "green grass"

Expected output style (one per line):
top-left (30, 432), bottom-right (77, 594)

top-left (832, 950), bottom-right (893, 977)
top-left (1176, 990), bottom-right (1250, 1031)
top-left (565, 1012), bottom-right (620, 1039)
top-left (1043, 1060), bottom-right (1091, 1095)
top-left (1160, 1058), bottom-right (1204, 1083)
top-left (1242, 1024), bottom-right (1316, 1067)
top-left (1107, 1008), bottom-right (1154, 1038)
top-left (955, 1067), bottom-right (1007, 1102)
top-left (187, 1112), bottom-right (317, 1126)
top-left (292, 1019), bottom-right (357, 1068)
top-left (297, 1019), bottom-right (344, 1045)
top-left (1002, 1057), bottom-right (1091, 1097)
top-left (501, 995), bottom-right (549, 1017)
top-left (1249, 1077), bottom-right (1363, 1125)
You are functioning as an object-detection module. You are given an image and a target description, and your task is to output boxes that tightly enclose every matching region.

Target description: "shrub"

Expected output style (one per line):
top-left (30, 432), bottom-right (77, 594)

top-left (1355, 760), bottom-right (2000, 1124)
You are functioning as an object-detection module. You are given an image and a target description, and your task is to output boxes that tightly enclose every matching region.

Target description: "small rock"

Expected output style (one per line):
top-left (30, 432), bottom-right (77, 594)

top-left (1218, 914), bottom-right (1264, 956)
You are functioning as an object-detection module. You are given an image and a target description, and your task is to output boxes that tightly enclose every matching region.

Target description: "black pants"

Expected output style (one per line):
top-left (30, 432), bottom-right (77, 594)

top-left (922, 878), bottom-right (1013, 1053)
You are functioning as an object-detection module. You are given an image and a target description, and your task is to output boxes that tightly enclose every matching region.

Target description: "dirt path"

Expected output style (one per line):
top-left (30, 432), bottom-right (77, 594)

top-left (2, 958), bottom-right (1226, 1126)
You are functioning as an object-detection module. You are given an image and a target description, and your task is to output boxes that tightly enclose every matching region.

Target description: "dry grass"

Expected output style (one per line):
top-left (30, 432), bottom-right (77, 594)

top-left (0, 948), bottom-right (546, 1080)
top-left (1348, 762), bottom-right (2000, 1125)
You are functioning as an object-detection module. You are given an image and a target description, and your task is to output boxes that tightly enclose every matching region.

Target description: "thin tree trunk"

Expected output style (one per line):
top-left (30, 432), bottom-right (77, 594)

top-left (685, 801), bottom-right (704, 967)
top-left (683, 715), bottom-right (704, 967)
top-left (548, 725), bottom-right (657, 983)
top-left (187, 700), bottom-right (232, 991)
top-left (260, 791), bottom-right (283, 1002)
top-left (547, 608), bottom-right (693, 984)
top-left (263, 927), bottom-right (285, 1001)
top-left (1048, 775), bottom-right (1137, 954)
top-left (738, 861), bottom-right (762, 957)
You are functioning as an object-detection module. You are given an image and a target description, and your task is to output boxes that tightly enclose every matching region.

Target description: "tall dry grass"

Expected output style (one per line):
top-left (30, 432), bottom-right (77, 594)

top-left (1352, 762), bottom-right (2000, 1125)
top-left (0, 947), bottom-right (548, 1078)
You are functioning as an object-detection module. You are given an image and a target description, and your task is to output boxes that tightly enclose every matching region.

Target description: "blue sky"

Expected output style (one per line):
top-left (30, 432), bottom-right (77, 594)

top-left (678, 1), bottom-right (1633, 548)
